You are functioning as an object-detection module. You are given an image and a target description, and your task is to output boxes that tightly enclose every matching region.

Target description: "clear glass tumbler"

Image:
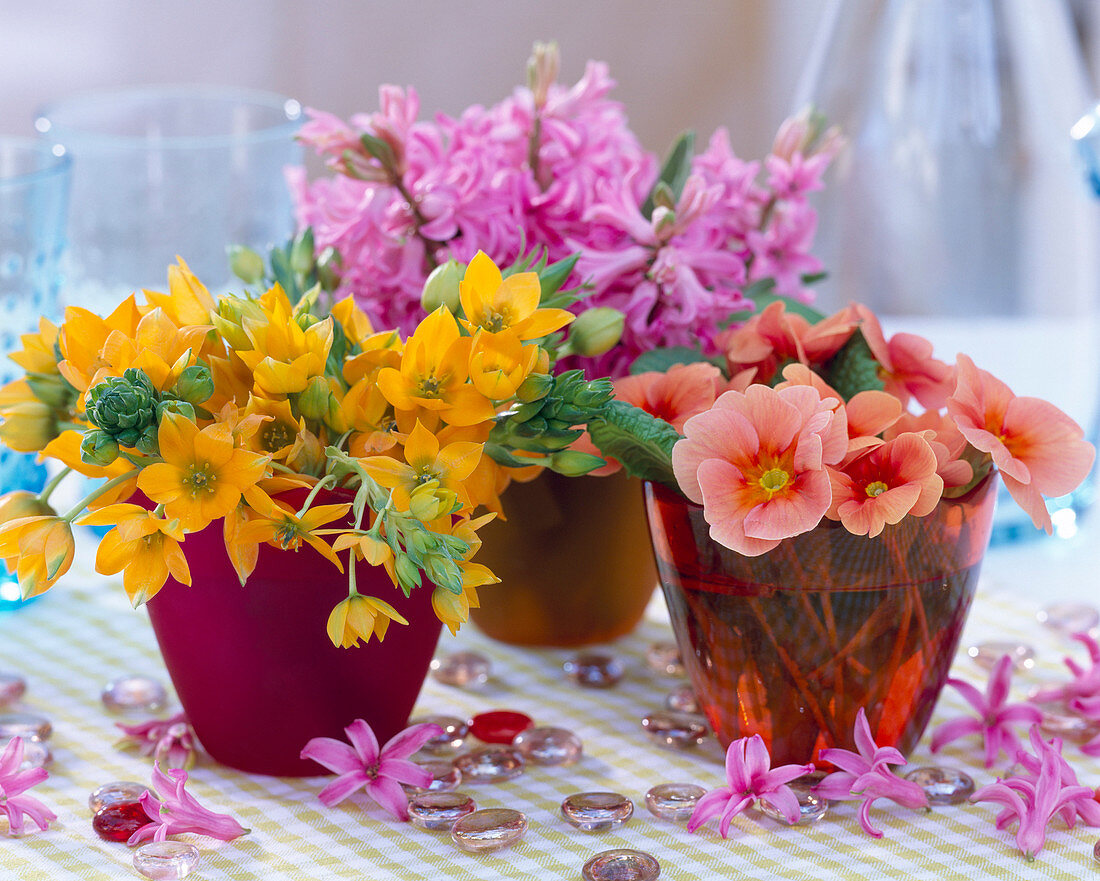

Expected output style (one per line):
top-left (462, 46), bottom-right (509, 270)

top-left (35, 85), bottom-right (302, 313)
top-left (0, 138), bottom-right (71, 607)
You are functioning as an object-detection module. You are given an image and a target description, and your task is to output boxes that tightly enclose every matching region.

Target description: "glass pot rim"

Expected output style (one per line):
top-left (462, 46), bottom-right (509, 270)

top-left (35, 84), bottom-right (303, 152)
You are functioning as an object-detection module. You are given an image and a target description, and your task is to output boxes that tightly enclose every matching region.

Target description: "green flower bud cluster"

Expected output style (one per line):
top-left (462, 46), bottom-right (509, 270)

top-left (82, 364), bottom-right (214, 465)
top-left (329, 451), bottom-right (471, 600)
top-left (487, 369), bottom-right (613, 466)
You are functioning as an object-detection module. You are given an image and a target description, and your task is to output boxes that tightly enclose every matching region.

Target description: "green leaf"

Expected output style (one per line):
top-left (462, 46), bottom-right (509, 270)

top-left (641, 131), bottom-right (696, 220)
top-left (748, 291), bottom-right (826, 324)
top-left (822, 329), bottom-right (884, 400)
top-left (538, 254), bottom-right (579, 300)
top-left (586, 400), bottom-right (680, 487)
top-left (629, 346), bottom-right (715, 375)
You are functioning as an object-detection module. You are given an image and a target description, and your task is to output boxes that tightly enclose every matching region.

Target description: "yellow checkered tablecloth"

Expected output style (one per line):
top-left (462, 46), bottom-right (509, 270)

top-left (1, 541), bottom-right (1098, 881)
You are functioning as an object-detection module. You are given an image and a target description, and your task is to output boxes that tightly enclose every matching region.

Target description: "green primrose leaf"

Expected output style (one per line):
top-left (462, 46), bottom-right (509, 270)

top-left (586, 400), bottom-right (681, 487)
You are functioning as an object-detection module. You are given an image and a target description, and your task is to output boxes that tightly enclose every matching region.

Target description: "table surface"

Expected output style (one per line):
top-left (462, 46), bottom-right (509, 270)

top-left (1, 510), bottom-right (1100, 881)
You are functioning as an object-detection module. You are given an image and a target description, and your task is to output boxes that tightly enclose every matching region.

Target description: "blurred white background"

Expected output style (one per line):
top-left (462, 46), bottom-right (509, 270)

top-left (6, 1), bottom-right (1100, 173)
top-left (3, 2), bottom-right (826, 159)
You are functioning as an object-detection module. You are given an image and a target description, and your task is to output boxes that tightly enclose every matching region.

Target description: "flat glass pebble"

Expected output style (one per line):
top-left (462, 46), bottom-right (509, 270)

top-left (453, 746), bottom-right (526, 783)
top-left (665, 685), bottom-right (699, 715)
top-left (0, 712), bottom-right (51, 741)
top-left (408, 791), bottom-right (477, 831)
top-left (430, 651), bottom-right (490, 688)
top-left (512, 726), bottom-right (583, 766)
top-left (133, 841), bottom-right (201, 880)
top-left (645, 783), bottom-right (705, 821)
top-left (89, 781), bottom-right (150, 813)
top-left (0, 673), bottom-right (26, 707)
top-left (450, 808), bottom-right (528, 854)
top-left (410, 714), bottom-right (469, 754)
top-left (402, 759), bottom-right (461, 794)
top-left (1038, 601), bottom-right (1100, 635)
top-left (1094, 838), bottom-right (1100, 865)
top-left (92, 800), bottom-right (149, 842)
top-left (641, 712), bottom-right (708, 749)
top-left (582, 849), bottom-right (661, 881)
top-left (101, 676), bottom-right (167, 714)
top-left (757, 778), bottom-right (828, 825)
top-left (18, 739), bottom-right (52, 770)
top-left (561, 792), bottom-right (634, 831)
top-left (645, 642), bottom-right (684, 677)
top-left (1034, 701), bottom-right (1100, 742)
top-left (966, 642), bottom-right (1035, 671)
top-left (469, 710), bottom-right (533, 744)
top-left (904, 766), bottom-right (975, 806)
top-left (564, 652), bottom-right (624, 688)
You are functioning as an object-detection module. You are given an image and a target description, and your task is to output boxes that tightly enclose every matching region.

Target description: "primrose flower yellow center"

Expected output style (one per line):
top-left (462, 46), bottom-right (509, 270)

top-left (865, 480), bottom-right (889, 498)
top-left (759, 468), bottom-right (790, 495)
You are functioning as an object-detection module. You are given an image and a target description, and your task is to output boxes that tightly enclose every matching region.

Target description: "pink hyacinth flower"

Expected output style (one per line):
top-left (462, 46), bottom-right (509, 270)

top-left (300, 719), bottom-right (442, 821)
top-left (128, 762), bottom-right (247, 846)
top-left (815, 708), bottom-right (929, 838)
top-left (930, 654), bottom-right (1042, 768)
top-left (1009, 726), bottom-right (1100, 828)
top-left (0, 736), bottom-right (56, 836)
top-left (687, 734), bottom-right (814, 835)
top-left (971, 726), bottom-right (1095, 860)
top-left (116, 712), bottom-right (199, 770)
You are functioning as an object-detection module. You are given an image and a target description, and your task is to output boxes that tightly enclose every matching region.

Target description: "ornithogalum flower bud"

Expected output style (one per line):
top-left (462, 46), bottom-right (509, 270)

top-left (420, 260), bottom-right (463, 315)
top-left (228, 245), bottom-right (266, 285)
top-left (567, 308), bottom-right (625, 357)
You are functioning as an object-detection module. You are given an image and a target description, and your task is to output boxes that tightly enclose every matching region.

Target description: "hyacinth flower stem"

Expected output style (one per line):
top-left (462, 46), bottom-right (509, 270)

top-left (61, 467), bottom-right (141, 522)
top-left (37, 466), bottom-right (72, 506)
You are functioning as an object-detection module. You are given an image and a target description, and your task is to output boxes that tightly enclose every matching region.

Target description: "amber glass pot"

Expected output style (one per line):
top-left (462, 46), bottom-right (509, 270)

top-left (470, 470), bottom-right (658, 646)
top-left (644, 473), bottom-right (998, 766)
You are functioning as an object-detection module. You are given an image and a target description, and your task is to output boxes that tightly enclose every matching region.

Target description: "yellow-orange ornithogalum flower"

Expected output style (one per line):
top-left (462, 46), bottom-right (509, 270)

top-left (142, 258), bottom-right (217, 329)
top-left (458, 250), bottom-right (573, 341)
top-left (235, 285), bottom-right (334, 396)
top-left (137, 413), bottom-right (271, 532)
top-left (359, 420), bottom-right (482, 513)
top-left (0, 514), bottom-right (76, 599)
top-left (375, 307), bottom-right (494, 428)
top-left (326, 592), bottom-right (408, 648)
top-left (57, 296), bottom-right (144, 393)
top-left (81, 504), bottom-right (190, 606)
top-left (468, 329), bottom-right (540, 401)
top-left (235, 500), bottom-right (349, 571)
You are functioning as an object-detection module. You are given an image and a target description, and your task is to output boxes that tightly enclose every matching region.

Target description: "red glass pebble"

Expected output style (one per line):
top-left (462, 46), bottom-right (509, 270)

top-left (92, 800), bottom-right (150, 842)
top-left (469, 711), bottom-right (534, 744)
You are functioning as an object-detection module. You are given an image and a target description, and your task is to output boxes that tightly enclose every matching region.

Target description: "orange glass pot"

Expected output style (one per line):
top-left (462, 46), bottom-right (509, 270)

top-left (470, 470), bottom-right (658, 646)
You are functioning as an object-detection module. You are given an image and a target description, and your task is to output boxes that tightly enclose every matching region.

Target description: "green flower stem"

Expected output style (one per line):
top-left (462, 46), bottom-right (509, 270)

top-left (38, 466), bottom-right (72, 506)
top-left (61, 467), bottom-right (142, 522)
top-left (296, 473), bottom-right (337, 519)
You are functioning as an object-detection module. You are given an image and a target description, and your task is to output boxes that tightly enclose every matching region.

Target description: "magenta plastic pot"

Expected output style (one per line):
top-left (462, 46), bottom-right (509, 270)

top-left (144, 489), bottom-right (442, 777)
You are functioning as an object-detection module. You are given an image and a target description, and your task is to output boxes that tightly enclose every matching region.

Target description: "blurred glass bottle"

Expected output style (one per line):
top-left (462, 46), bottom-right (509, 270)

top-left (795, 0), bottom-right (1100, 542)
